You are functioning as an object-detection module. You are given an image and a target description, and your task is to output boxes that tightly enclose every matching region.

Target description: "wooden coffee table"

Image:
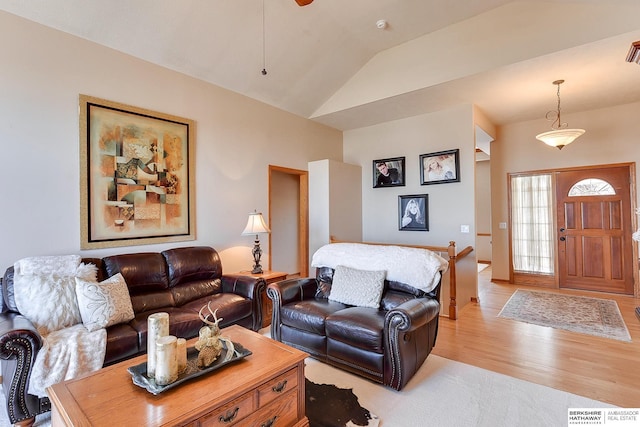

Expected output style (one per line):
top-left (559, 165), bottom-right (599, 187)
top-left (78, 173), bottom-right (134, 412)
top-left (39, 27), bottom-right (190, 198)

top-left (47, 325), bottom-right (309, 426)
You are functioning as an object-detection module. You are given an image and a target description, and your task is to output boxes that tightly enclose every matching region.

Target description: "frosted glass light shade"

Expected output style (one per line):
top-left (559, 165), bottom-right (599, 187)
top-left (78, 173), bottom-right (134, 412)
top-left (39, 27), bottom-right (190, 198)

top-left (535, 128), bottom-right (585, 150)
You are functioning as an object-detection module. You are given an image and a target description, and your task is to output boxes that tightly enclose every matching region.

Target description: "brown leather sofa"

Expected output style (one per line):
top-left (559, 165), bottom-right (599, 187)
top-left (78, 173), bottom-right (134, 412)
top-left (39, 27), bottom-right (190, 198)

top-left (0, 246), bottom-right (265, 426)
top-left (267, 266), bottom-right (441, 391)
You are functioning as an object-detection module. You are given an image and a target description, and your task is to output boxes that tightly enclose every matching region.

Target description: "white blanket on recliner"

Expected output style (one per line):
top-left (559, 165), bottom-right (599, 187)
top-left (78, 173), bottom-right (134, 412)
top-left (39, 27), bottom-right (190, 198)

top-left (311, 243), bottom-right (449, 293)
top-left (28, 324), bottom-right (106, 397)
top-left (12, 255), bottom-right (106, 397)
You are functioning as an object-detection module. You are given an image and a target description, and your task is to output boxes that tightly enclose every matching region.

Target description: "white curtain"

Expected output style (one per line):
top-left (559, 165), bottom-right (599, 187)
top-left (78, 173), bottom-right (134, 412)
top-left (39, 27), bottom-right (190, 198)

top-left (510, 174), bottom-right (554, 274)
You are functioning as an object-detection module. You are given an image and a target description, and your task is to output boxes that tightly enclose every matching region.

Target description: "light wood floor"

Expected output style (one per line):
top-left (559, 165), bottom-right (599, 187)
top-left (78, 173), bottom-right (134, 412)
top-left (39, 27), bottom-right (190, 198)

top-left (432, 266), bottom-right (640, 408)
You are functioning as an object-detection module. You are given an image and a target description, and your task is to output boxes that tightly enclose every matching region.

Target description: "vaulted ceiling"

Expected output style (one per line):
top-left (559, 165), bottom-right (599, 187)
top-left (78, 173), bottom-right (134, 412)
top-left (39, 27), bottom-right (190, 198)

top-left (2, 0), bottom-right (640, 131)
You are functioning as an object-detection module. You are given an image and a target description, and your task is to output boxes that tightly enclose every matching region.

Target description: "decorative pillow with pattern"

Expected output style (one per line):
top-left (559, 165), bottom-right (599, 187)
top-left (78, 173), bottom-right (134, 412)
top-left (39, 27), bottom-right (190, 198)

top-left (328, 265), bottom-right (386, 308)
top-left (75, 273), bottom-right (135, 332)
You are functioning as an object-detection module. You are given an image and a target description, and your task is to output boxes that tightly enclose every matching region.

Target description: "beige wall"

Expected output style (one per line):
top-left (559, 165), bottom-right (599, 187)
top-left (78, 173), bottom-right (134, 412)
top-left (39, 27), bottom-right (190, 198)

top-left (491, 101), bottom-right (640, 281)
top-left (270, 171), bottom-right (300, 275)
top-left (343, 104), bottom-right (478, 313)
top-left (0, 12), bottom-right (342, 271)
top-left (475, 159), bottom-right (492, 262)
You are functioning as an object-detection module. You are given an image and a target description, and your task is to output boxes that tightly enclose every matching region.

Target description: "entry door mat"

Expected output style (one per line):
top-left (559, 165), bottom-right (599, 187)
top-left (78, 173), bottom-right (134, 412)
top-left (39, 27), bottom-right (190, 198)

top-left (498, 289), bottom-right (631, 342)
top-left (306, 379), bottom-right (380, 427)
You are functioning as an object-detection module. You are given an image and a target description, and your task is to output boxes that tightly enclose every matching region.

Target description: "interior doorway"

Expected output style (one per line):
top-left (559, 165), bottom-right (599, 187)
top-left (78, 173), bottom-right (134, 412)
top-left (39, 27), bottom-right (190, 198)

top-left (268, 165), bottom-right (308, 277)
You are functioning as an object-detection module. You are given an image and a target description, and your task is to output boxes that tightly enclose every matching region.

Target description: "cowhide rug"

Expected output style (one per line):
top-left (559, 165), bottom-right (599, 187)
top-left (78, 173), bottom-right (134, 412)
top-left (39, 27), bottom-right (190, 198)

top-left (306, 379), bottom-right (380, 427)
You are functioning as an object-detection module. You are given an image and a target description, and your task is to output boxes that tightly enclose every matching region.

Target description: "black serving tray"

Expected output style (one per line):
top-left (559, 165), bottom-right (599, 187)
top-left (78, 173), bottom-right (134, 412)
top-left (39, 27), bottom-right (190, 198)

top-left (127, 340), bottom-right (251, 395)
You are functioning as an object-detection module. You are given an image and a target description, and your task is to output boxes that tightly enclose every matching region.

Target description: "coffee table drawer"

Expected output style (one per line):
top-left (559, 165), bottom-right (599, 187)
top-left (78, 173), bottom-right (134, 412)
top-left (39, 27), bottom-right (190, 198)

top-left (257, 368), bottom-right (298, 408)
top-left (198, 392), bottom-right (255, 426)
top-left (238, 388), bottom-right (298, 427)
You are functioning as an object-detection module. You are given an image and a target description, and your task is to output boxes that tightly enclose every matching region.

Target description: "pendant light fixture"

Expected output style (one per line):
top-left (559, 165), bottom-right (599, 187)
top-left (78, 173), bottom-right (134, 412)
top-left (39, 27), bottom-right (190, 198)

top-left (535, 80), bottom-right (585, 150)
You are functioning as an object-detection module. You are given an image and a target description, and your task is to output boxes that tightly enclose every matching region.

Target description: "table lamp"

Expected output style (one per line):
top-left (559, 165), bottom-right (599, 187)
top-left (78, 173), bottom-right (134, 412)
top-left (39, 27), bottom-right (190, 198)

top-left (241, 210), bottom-right (271, 274)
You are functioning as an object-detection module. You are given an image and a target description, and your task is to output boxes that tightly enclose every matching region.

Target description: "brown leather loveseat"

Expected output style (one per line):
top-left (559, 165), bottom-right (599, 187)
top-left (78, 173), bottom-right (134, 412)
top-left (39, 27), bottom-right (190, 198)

top-left (0, 246), bottom-right (264, 426)
top-left (267, 242), bottom-right (447, 391)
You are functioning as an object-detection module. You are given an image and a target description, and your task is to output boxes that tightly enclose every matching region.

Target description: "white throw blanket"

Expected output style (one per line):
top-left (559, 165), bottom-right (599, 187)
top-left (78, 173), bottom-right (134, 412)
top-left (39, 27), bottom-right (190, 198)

top-left (14, 255), bottom-right (83, 277)
top-left (311, 243), bottom-right (449, 293)
top-left (12, 255), bottom-right (106, 398)
top-left (28, 325), bottom-right (106, 397)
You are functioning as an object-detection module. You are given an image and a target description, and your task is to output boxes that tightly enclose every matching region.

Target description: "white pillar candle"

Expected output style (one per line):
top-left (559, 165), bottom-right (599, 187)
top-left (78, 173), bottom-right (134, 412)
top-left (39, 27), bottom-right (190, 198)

top-left (155, 335), bottom-right (178, 386)
top-left (177, 338), bottom-right (187, 374)
top-left (147, 312), bottom-right (169, 378)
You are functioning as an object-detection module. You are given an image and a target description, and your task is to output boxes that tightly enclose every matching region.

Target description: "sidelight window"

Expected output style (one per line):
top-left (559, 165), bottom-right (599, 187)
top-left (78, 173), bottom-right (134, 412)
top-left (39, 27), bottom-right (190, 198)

top-left (510, 173), bottom-right (554, 274)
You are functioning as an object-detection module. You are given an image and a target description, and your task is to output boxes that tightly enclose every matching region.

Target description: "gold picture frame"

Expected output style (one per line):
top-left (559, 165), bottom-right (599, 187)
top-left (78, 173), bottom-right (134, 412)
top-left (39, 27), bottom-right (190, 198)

top-left (79, 95), bottom-right (195, 249)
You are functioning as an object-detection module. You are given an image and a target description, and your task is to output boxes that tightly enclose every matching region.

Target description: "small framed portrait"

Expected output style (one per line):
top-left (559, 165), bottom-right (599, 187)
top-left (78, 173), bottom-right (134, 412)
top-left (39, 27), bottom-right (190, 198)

top-left (373, 157), bottom-right (405, 188)
top-left (420, 149), bottom-right (460, 185)
top-left (398, 194), bottom-right (429, 231)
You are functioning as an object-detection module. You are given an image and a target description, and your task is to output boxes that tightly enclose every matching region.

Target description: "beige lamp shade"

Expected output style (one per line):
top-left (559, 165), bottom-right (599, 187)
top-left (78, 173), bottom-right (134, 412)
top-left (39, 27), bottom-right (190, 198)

top-left (241, 212), bottom-right (270, 235)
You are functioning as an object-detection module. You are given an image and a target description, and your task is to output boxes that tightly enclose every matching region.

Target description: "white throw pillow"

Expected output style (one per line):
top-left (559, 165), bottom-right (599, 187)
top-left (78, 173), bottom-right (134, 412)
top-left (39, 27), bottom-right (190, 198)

top-left (328, 265), bottom-right (386, 308)
top-left (75, 273), bottom-right (135, 332)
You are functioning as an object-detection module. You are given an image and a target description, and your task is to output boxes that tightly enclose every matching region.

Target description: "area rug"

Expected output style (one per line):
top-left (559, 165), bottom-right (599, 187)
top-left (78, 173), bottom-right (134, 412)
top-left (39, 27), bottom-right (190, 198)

top-left (304, 355), bottom-right (615, 427)
top-left (498, 289), bottom-right (631, 342)
top-left (306, 379), bottom-right (379, 427)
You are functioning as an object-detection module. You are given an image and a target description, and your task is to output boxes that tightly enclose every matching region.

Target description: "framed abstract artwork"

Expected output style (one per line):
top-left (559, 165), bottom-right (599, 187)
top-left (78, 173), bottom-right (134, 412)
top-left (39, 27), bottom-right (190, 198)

top-left (419, 149), bottom-right (460, 185)
top-left (373, 156), bottom-right (405, 188)
top-left (79, 95), bottom-right (196, 249)
top-left (398, 194), bottom-right (429, 231)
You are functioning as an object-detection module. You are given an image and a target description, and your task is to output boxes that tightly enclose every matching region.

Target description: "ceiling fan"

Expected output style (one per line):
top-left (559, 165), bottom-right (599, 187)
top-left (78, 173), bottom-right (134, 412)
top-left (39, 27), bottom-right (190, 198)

top-left (295, 0), bottom-right (313, 6)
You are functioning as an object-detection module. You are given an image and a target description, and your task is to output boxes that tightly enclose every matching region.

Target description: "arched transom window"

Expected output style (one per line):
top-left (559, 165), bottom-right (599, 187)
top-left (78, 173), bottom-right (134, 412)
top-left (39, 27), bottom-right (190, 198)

top-left (568, 178), bottom-right (615, 196)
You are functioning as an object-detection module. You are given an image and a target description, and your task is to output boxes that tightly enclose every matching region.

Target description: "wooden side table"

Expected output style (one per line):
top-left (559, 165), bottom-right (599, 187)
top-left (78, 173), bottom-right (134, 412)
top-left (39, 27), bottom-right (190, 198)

top-left (234, 270), bottom-right (288, 328)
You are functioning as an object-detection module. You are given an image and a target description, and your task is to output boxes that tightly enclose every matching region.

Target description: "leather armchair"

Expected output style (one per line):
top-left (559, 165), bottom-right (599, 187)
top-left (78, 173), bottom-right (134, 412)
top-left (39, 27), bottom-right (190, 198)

top-left (268, 266), bottom-right (441, 391)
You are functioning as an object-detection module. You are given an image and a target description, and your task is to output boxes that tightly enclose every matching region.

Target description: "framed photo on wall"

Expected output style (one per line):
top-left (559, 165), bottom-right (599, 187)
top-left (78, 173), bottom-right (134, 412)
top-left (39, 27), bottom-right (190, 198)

top-left (373, 156), bottom-right (405, 188)
top-left (79, 95), bottom-right (196, 249)
top-left (420, 149), bottom-right (460, 185)
top-left (398, 194), bottom-right (429, 231)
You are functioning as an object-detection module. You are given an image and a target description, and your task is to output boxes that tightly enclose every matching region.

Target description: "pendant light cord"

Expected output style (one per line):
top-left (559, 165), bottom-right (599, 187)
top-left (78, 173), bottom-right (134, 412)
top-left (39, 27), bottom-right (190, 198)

top-left (261, 0), bottom-right (267, 75)
top-left (545, 79), bottom-right (566, 130)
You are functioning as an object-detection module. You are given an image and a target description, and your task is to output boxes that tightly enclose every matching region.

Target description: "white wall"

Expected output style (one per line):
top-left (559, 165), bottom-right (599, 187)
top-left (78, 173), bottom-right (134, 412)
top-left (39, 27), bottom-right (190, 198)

top-left (491, 101), bottom-right (640, 282)
top-left (343, 105), bottom-right (478, 312)
top-left (0, 12), bottom-right (342, 271)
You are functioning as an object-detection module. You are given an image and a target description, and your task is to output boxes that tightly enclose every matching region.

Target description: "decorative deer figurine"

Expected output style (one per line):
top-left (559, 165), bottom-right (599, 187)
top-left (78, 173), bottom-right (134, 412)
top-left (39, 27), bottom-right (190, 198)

top-left (195, 302), bottom-right (225, 368)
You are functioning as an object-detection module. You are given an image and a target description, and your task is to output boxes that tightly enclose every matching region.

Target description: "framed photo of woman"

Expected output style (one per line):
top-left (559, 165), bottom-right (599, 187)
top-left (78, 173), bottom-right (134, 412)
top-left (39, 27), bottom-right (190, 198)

top-left (398, 194), bottom-right (429, 231)
top-left (420, 149), bottom-right (460, 185)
